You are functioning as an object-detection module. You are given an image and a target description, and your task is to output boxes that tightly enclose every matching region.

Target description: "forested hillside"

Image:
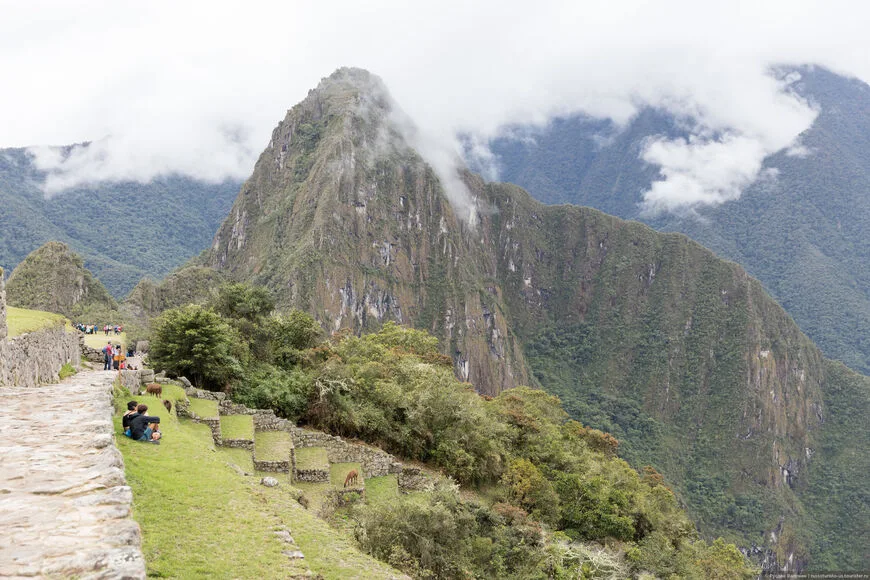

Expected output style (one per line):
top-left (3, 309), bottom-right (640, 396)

top-left (199, 68), bottom-right (869, 570)
top-left (0, 146), bottom-right (240, 298)
top-left (482, 66), bottom-right (870, 376)
top-left (6, 241), bottom-right (117, 318)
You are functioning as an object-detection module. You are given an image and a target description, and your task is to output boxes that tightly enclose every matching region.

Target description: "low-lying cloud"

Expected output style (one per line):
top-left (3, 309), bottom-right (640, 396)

top-left (1, 0), bottom-right (868, 213)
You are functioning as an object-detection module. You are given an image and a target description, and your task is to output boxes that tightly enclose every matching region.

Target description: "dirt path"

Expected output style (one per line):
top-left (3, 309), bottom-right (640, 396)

top-left (0, 370), bottom-right (145, 579)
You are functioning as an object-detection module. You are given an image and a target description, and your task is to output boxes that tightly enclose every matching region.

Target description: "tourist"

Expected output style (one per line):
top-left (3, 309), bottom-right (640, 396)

top-left (113, 345), bottom-right (123, 370)
top-left (122, 400), bottom-right (138, 437)
top-left (103, 342), bottom-right (113, 371)
top-left (128, 404), bottom-right (161, 444)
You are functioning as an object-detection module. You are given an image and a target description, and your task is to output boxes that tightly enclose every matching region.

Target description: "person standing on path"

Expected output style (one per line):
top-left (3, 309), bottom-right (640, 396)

top-left (103, 342), bottom-right (113, 371)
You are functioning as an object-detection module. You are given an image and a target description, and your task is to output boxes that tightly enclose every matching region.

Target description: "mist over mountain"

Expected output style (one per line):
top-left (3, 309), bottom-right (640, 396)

top-left (0, 147), bottom-right (240, 297)
top-left (194, 68), bottom-right (869, 570)
top-left (479, 66), bottom-right (870, 376)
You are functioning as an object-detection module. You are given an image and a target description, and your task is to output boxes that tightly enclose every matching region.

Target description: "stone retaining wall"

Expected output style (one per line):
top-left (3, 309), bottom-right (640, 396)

top-left (0, 270), bottom-right (82, 388)
top-left (294, 468), bottom-right (330, 483)
top-left (290, 428), bottom-right (402, 478)
top-left (0, 268), bottom-right (6, 342)
top-left (398, 466), bottom-right (434, 492)
top-left (181, 383), bottom-right (431, 486)
top-left (222, 438), bottom-right (254, 451)
top-left (0, 324), bottom-right (81, 388)
top-left (253, 458), bottom-right (291, 473)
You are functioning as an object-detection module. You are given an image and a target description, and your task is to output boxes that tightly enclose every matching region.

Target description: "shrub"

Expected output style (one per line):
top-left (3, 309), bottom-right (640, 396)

top-left (58, 362), bottom-right (77, 380)
top-left (149, 304), bottom-right (243, 390)
top-left (501, 458), bottom-right (560, 525)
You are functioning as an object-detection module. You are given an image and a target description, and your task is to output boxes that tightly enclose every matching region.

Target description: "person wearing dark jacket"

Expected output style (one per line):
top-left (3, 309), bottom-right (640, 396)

top-left (122, 400), bottom-right (138, 437)
top-left (129, 404), bottom-right (161, 443)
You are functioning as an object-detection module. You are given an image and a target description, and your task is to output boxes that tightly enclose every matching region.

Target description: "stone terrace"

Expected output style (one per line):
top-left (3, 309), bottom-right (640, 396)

top-left (0, 371), bottom-right (146, 579)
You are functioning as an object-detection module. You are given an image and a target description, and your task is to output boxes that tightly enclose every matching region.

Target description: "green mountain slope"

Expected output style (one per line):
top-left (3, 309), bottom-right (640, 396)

top-left (202, 68), bottom-right (868, 570)
top-left (483, 67), bottom-right (870, 376)
top-left (0, 147), bottom-right (241, 298)
top-left (5, 241), bottom-right (117, 318)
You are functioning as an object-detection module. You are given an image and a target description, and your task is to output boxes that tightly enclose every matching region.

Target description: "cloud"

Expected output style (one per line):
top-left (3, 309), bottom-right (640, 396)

top-left (0, 0), bottom-right (868, 211)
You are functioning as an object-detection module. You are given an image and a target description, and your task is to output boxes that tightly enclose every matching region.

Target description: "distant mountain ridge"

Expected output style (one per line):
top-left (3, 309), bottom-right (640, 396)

top-left (480, 66), bottom-right (870, 376)
top-left (199, 68), bottom-right (868, 570)
top-left (0, 147), bottom-right (241, 298)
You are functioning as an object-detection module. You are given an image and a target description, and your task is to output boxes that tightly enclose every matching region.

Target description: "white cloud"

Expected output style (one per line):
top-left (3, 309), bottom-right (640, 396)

top-left (0, 0), bottom-right (868, 211)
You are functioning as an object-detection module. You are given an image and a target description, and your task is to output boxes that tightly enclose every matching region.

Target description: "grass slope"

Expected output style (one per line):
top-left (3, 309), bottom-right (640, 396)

top-left (187, 397), bottom-right (219, 419)
top-left (220, 414), bottom-right (254, 440)
top-left (114, 389), bottom-right (404, 579)
top-left (295, 447), bottom-right (329, 470)
top-left (254, 431), bottom-right (293, 462)
top-left (5, 306), bottom-right (66, 337)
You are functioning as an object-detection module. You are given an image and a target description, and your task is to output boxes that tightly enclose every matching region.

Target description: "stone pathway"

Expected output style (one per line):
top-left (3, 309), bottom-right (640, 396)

top-left (0, 371), bottom-right (146, 579)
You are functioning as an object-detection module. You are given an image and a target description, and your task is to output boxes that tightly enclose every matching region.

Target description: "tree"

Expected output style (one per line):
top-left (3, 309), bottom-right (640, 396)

top-left (501, 458), bottom-right (560, 525)
top-left (149, 304), bottom-right (243, 390)
top-left (211, 282), bottom-right (275, 322)
top-left (268, 309), bottom-right (322, 368)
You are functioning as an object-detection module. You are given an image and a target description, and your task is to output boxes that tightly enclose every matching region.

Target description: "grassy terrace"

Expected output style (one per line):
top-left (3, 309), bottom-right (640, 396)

top-left (254, 431), bottom-right (293, 462)
top-left (365, 475), bottom-right (398, 503)
top-left (114, 394), bottom-right (404, 579)
top-left (6, 306), bottom-right (66, 337)
top-left (331, 462), bottom-right (362, 487)
top-left (220, 414), bottom-right (254, 440)
top-left (82, 331), bottom-right (127, 350)
top-left (188, 397), bottom-right (219, 419)
top-left (294, 446), bottom-right (329, 470)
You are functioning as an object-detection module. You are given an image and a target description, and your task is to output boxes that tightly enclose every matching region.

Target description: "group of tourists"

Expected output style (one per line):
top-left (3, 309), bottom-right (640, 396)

top-left (75, 323), bottom-right (123, 336)
top-left (102, 342), bottom-right (132, 370)
top-left (122, 400), bottom-right (161, 444)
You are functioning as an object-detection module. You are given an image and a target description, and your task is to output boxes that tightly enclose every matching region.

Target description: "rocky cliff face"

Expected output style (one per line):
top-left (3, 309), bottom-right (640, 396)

top-left (206, 68), bottom-right (868, 569)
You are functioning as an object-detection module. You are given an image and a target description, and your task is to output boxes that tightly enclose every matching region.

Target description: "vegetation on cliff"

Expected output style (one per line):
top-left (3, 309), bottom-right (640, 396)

top-left (5, 241), bottom-right (117, 319)
top-left (483, 66), bottom-right (870, 378)
top-left (0, 146), bottom-right (240, 298)
top-left (149, 288), bottom-right (755, 578)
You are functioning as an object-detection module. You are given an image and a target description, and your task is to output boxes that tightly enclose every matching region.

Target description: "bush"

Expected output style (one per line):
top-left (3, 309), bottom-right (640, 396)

top-left (58, 362), bottom-right (77, 380)
top-left (233, 365), bottom-right (312, 420)
top-left (149, 304), bottom-right (243, 390)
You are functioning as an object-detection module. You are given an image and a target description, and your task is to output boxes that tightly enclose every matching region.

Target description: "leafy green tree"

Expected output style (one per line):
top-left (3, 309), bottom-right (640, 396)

top-left (149, 304), bottom-right (243, 390)
top-left (211, 282), bottom-right (275, 322)
top-left (501, 458), bottom-right (560, 525)
top-left (268, 310), bottom-right (322, 368)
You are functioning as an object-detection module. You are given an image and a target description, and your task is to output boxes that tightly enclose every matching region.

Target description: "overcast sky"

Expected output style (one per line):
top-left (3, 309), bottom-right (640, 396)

top-left (1, 0), bottom-right (868, 211)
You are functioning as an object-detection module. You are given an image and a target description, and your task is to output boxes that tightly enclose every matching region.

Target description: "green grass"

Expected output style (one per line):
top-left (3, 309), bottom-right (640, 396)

top-left (188, 397), bottom-right (219, 419)
top-left (82, 331), bottom-right (127, 350)
top-left (216, 446), bottom-right (256, 473)
top-left (331, 462), bottom-right (363, 488)
top-left (220, 414), bottom-right (254, 440)
top-left (114, 396), bottom-right (402, 579)
top-left (114, 400), bottom-right (308, 578)
top-left (294, 446), bottom-right (329, 470)
top-left (255, 431), bottom-right (293, 462)
top-left (160, 383), bottom-right (187, 403)
top-left (6, 306), bottom-right (66, 337)
top-left (58, 362), bottom-right (77, 380)
top-left (365, 475), bottom-right (398, 503)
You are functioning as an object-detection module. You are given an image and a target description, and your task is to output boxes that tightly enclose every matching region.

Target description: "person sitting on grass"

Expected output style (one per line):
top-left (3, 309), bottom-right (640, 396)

top-left (129, 404), bottom-right (162, 444)
top-left (122, 400), bottom-right (138, 437)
